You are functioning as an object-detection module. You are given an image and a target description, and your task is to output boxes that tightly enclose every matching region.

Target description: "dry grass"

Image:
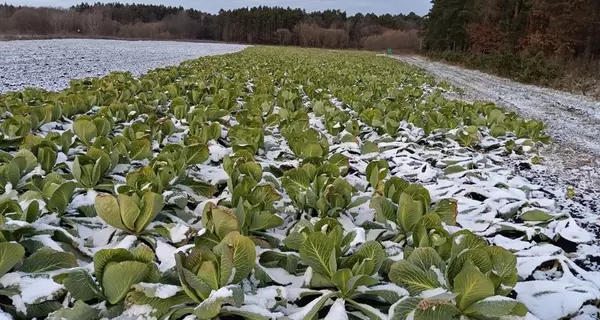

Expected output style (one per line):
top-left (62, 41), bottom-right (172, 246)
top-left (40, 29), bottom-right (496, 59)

top-left (362, 30), bottom-right (422, 52)
top-left (554, 57), bottom-right (600, 99)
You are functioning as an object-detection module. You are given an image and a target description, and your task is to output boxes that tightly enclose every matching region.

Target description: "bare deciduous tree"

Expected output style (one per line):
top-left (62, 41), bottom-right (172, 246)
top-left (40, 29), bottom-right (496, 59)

top-left (274, 28), bottom-right (292, 45)
top-left (82, 9), bottom-right (103, 34)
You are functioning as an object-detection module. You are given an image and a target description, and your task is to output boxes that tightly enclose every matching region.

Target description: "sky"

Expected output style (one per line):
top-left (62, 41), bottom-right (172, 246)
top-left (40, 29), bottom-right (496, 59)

top-left (4, 0), bottom-right (433, 16)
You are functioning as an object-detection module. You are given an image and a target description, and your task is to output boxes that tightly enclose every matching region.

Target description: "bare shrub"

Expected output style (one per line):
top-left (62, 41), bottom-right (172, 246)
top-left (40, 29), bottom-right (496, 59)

top-left (294, 23), bottom-right (318, 47)
top-left (118, 21), bottom-right (170, 39)
top-left (362, 29), bottom-right (421, 52)
top-left (294, 23), bottom-right (349, 49)
top-left (164, 11), bottom-right (195, 39)
top-left (359, 25), bottom-right (384, 38)
top-left (99, 19), bottom-right (119, 37)
top-left (274, 28), bottom-right (292, 45)
top-left (467, 23), bottom-right (504, 54)
top-left (321, 28), bottom-right (349, 48)
top-left (10, 8), bottom-right (51, 34)
top-left (82, 11), bottom-right (101, 34)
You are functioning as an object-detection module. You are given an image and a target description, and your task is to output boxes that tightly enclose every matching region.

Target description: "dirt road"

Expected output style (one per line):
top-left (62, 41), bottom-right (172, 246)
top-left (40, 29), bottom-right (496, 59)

top-left (394, 55), bottom-right (600, 190)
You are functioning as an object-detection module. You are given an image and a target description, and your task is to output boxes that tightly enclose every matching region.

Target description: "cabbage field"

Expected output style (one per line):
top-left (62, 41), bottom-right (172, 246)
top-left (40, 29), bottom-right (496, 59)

top-left (0, 39), bottom-right (247, 94)
top-left (0, 46), bottom-right (598, 320)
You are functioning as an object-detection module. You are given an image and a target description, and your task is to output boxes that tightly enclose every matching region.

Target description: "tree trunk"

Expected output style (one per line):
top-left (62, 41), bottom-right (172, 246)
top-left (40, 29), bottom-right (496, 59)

top-left (584, 0), bottom-right (599, 58)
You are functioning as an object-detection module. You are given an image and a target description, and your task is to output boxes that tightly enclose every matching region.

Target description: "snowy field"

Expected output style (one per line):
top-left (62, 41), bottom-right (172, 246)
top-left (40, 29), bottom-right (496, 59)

top-left (392, 55), bottom-right (600, 319)
top-left (1, 46), bottom-right (600, 320)
top-left (0, 39), bottom-right (247, 93)
top-left (393, 55), bottom-right (600, 189)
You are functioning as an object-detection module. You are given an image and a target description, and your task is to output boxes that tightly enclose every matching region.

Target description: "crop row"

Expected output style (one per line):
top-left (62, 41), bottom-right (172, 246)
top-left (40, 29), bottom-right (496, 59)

top-left (0, 47), bottom-right (587, 320)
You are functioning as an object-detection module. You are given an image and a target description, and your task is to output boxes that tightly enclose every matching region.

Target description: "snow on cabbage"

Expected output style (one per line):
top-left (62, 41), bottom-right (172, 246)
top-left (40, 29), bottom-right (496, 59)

top-left (0, 46), bottom-right (596, 320)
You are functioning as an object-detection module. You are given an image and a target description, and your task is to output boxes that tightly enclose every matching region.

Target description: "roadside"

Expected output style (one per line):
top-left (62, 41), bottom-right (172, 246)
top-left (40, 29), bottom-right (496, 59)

top-left (424, 52), bottom-right (600, 100)
top-left (392, 55), bottom-right (600, 193)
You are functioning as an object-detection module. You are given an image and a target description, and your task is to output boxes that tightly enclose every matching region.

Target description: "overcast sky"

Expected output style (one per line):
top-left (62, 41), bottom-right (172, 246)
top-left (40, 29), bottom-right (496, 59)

top-left (4, 0), bottom-right (432, 15)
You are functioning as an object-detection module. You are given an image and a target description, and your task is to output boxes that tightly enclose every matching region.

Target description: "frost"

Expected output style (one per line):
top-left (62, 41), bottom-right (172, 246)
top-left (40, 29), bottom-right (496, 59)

top-left (348, 227), bottom-right (366, 247)
top-left (349, 301), bottom-right (387, 319)
top-left (70, 190), bottom-right (98, 209)
top-left (169, 224), bottom-right (190, 243)
top-left (245, 287), bottom-right (286, 310)
top-left (303, 267), bottom-right (313, 286)
top-left (454, 234), bottom-right (465, 245)
top-left (554, 218), bottom-right (593, 243)
top-left (420, 288), bottom-right (449, 299)
top-left (482, 295), bottom-right (518, 302)
top-left (10, 295), bottom-right (26, 315)
top-left (572, 305), bottom-right (600, 320)
top-left (154, 285), bottom-right (181, 299)
top-left (0, 273), bottom-right (21, 288)
top-left (88, 226), bottom-right (118, 248)
top-left (0, 40), bottom-right (247, 93)
top-left (288, 290), bottom-right (334, 320)
top-left (430, 266), bottom-right (448, 288)
top-left (133, 283), bottom-right (181, 299)
top-left (110, 164), bottom-right (130, 174)
top-left (122, 304), bottom-right (156, 317)
top-left (356, 283), bottom-right (409, 297)
top-left (492, 235), bottom-right (534, 251)
top-left (1, 41), bottom-right (599, 320)
top-left (515, 281), bottom-right (600, 320)
top-left (209, 143), bottom-right (232, 162)
top-left (114, 235), bottom-right (138, 250)
top-left (194, 199), bottom-right (221, 216)
top-left (5, 220), bottom-right (29, 228)
top-left (16, 277), bottom-right (63, 305)
top-left (227, 267), bottom-right (237, 285)
top-left (324, 299), bottom-right (348, 320)
top-left (29, 234), bottom-right (64, 252)
top-left (155, 240), bottom-right (194, 272)
top-left (206, 286), bottom-right (233, 301)
top-left (0, 310), bottom-right (13, 320)
top-left (223, 305), bottom-right (283, 318)
top-left (257, 266), bottom-right (304, 287)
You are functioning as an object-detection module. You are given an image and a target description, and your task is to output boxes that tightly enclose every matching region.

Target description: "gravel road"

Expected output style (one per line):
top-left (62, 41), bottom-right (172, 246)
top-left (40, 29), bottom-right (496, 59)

top-left (0, 39), bottom-right (246, 93)
top-left (394, 55), bottom-right (600, 191)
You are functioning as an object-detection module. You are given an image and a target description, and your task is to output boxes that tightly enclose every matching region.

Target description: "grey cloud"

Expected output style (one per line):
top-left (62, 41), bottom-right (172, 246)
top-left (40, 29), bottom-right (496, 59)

top-left (5, 0), bottom-right (432, 15)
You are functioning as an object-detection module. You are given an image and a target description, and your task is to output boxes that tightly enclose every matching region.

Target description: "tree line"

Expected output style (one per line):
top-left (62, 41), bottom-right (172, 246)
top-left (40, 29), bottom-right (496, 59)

top-left (425, 0), bottom-right (600, 87)
top-left (0, 2), bottom-right (424, 51)
top-left (426, 0), bottom-right (600, 57)
top-left (2, 1), bottom-right (597, 93)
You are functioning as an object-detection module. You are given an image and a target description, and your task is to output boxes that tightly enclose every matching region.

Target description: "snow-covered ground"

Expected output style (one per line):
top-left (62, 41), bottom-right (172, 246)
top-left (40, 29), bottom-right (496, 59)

top-left (391, 56), bottom-right (600, 319)
top-left (1, 47), bottom-right (599, 319)
top-left (392, 56), bottom-right (600, 156)
top-left (0, 39), bottom-right (247, 93)
top-left (393, 54), bottom-right (600, 202)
